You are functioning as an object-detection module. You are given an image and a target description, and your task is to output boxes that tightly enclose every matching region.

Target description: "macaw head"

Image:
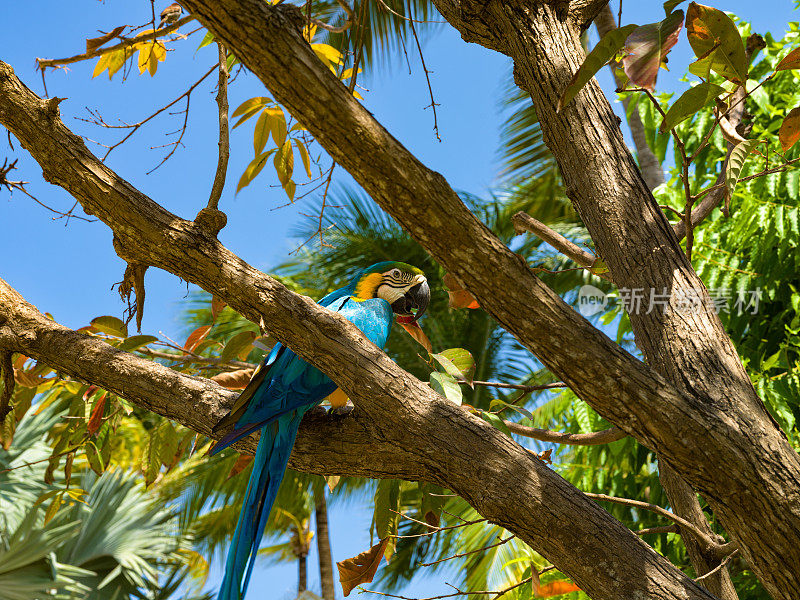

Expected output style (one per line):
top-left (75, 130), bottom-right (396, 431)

top-left (352, 261), bottom-right (430, 321)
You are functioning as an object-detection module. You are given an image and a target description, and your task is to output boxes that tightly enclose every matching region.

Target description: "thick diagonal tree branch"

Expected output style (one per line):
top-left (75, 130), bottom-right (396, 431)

top-left (0, 279), bottom-right (714, 600)
top-left (130, 2), bottom-right (800, 597)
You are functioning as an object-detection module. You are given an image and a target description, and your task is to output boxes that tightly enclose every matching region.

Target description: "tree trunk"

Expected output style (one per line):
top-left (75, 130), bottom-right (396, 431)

top-left (315, 490), bottom-right (336, 600)
top-left (298, 553), bottom-right (308, 594)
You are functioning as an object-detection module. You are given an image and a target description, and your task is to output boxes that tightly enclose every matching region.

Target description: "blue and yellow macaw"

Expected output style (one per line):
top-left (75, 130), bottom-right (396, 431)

top-left (209, 261), bottom-right (430, 600)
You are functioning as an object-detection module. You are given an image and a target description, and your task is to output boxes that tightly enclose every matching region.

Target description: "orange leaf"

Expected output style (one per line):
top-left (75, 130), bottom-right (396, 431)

top-left (211, 368), bottom-right (256, 389)
top-left (537, 581), bottom-right (581, 597)
top-left (87, 393), bottom-right (107, 436)
top-left (184, 325), bottom-right (211, 353)
top-left (399, 320), bottom-right (432, 352)
top-left (777, 47), bottom-right (800, 71)
top-left (337, 538), bottom-right (389, 597)
top-left (779, 107), bottom-right (800, 152)
top-left (226, 454), bottom-right (254, 479)
top-left (211, 296), bottom-right (226, 322)
top-left (443, 273), bottom-right (480, 310)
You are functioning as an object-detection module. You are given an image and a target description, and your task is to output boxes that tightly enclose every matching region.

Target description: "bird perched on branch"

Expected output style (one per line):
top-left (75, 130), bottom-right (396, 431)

top-left (158, 2), bottom-right (183, 29)
top-left (209, 261), bottom-right (430, 600)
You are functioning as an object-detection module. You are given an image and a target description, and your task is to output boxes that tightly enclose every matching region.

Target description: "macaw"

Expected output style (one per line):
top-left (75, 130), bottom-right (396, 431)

top-left (209, 261), bottom-right (430, 600)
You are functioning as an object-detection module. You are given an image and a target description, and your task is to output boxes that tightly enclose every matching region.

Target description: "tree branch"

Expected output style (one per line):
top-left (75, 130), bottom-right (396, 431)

top-left (505, 423), bottom-right (626, 445)
top-left (0, 275), bottom-right (715, 600)
top-left (35, 16), bottom-right (195, 70)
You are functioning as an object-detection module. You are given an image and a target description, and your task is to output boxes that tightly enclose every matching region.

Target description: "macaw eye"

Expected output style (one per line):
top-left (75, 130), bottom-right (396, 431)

top-left (390, 268), bottom-right (401, 278)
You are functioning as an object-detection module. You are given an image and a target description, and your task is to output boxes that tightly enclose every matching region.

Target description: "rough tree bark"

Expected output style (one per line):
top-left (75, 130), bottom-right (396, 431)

top-left (1, 0), bottom-right (799, 597)
top-left (146, 2), bottom-right (800, 597)
top-left (0, 277), bottom-right (713, 600)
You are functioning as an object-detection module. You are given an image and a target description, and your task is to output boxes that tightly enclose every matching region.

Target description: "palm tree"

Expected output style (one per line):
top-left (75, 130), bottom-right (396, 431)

top-left (0, 402), bottom-right (206, 600)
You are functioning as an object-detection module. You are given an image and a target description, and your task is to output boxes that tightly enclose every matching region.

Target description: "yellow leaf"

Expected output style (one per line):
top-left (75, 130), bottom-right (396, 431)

top-left (283, 179), bottom-right (296, 201)
top-left (273, 140), bottom-right (294, 185)
top-left (253, 111), bottom-right (270, 155)
top-left (106, 48), bottom-right (127, 79)
top-left (148, 50), bottom-right (159, 76)
top-left (267, 107), bottom-right (287, 148)
top-left (44, 492), bottom-right (63, 525)
top-left (312, 43), bottom-right (343, 66)
top-left (294, 140), bottom-right (313, 178)
top-left (92, 53), bottom-right (111, 78)
top-left (237, 151), bottom-right (274, 193)
top-left (353, 90), bottom-right (364, 100)
top-left (232, 96), bottom-right (271, 118)
top-left (303, 23), bottom-right (318, 42)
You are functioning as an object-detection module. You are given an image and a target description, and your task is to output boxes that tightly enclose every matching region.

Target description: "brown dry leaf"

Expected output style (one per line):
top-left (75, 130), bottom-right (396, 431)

top-left (211, 296), bottom-right (227, 321)
top-left (211, 368), bottom-right (256, 389)
top-left (86, 26), bottom-right (126, 53)
top-left (536, 449), bottom-right (553, 464)
top-left (538, 580), bottom-right (581, 597)
top-left (337, 538), bottom-right (389, 596)
top-left (777, 47), bottom-right (800, 71)
top-left (226, 454), bottom-right (254, 479)
top-left (779, 107), bottom-right (800, 152)
top-left (443, 273), bottom-right (480, 309)
top-left (326, 475), bottom-right (341, 492)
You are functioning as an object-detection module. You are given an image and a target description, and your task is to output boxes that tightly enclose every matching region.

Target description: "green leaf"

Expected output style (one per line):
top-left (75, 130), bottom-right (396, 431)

top-left (197, 30), bottom-right (215, 50)
top-left (440, 348), bottom-right (476, 383)
top-left (489, 398), bottom-right (534, 420)
top-left (91, 316), bottom-right (128, 338)
top-left (558, 24), bottom-right (637, 112)
top-left (141, 425), bottom-right (162, 488)
top-left (479, 410), bottom-right (512, 437)
top-left (622, 10), bottom-right (684, 90)
top-left (372, 479), bottom-right (400, 559)
top-left (663, 0), bottom-right (687, 15)
top-left (660, 83), bottom-right (725, 132)
top-left (725, 138), bottom-right (760, 195)
top-left (84, 442), bottom-right (105, 475)
top-left (219, 330), bottom-right (256, 364)
top-left (118, 334), bottom-right (158, 352)
top-left (429, 372), bottom-right (462, 405)
top-left (685, 2), bottom-right (748, 84)
top-left (430, 352), bottom-right (463, 379)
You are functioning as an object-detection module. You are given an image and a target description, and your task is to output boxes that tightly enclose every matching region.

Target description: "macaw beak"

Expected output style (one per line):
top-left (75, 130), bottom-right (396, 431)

top-left (391, 280), bottom-right (430, 321)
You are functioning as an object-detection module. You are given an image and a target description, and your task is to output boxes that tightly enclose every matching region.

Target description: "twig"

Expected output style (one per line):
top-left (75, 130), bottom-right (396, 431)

top-left (310, 0), bottom-right (354, 33)
top-left (512, 212), bottom-right (610, 280)
top-left (418, 535), bottom-right (514, 567)
top-left (207, 42), bottom-right (229, 211)
top-left (36, 16), bottom-right (195, 70)
top-left (471, 380), bottom-right (567, 393)
top-left (391, 513), bottom-right (486, 539)
top-left (635, 524), bottom-right (678, 536)
top-left (409, 15), bottom-right (441, 142)
top-left (0, 158), bottom-right (94, 222)
top-left (374, 0), bottom-right (447, 24)
top-left (695, 550), bottom-right (738, 582)
top-left (506, 424), bottom-right (627, 446)
top-left (137, 347), bottom-right (251, 370)
top-left (362, 575), bottom-right (534, 600)
top-left (81, 64), bottom-right (216, 161)
top-left (584, 492), bottom-right (725, 552)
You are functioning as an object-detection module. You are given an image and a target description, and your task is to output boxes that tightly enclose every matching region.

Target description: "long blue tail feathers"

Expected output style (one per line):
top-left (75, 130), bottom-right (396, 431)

top-left (216, 415), bottom-right (302, 600)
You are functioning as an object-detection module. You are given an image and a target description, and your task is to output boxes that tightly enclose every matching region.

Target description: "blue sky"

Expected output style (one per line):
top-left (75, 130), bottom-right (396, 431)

top-left (2, 1), bottom-right (798, 598)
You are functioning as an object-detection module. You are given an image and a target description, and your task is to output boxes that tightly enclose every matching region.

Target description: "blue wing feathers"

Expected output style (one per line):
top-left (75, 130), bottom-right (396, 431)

top-left (215, 295), bottom-right (393, 600)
